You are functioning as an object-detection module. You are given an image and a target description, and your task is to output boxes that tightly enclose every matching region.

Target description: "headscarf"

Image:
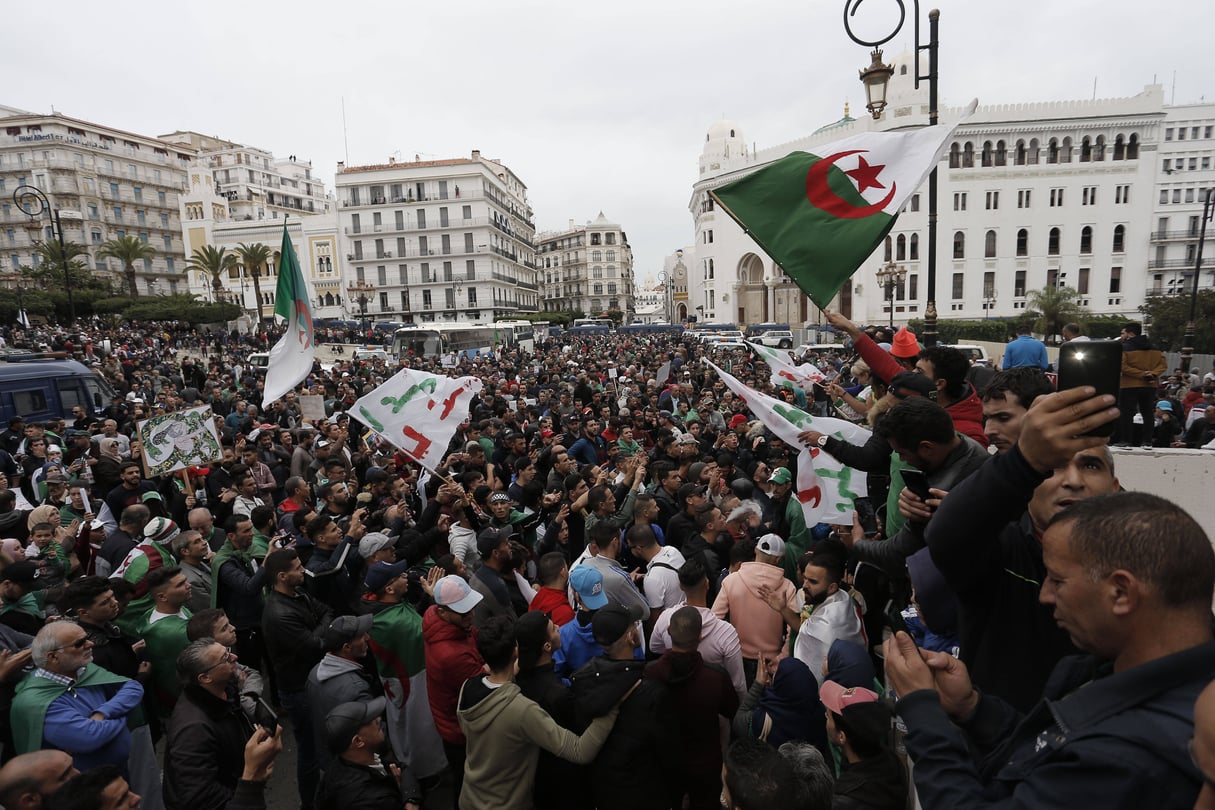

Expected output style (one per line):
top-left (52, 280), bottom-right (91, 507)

top-left (99, 438), bottom-right (122, 463)
top-left (825, 639), bottom-right (877, 690)
top-left (27, 504), bottom-right (61, 531)
top-left (752, 657), bottom-right (827, 751)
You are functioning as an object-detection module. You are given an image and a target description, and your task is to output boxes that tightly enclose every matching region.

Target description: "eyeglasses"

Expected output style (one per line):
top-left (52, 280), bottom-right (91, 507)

top-left (203, 648), bottom-right (236, 672)
top-left (52, 637), bottom-right (90, 653)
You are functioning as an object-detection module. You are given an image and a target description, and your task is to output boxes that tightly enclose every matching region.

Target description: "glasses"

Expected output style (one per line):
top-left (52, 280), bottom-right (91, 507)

top-left (203, 648), bottom-right (236, 672)
top-left (52, 637), bottom-right (90, 653)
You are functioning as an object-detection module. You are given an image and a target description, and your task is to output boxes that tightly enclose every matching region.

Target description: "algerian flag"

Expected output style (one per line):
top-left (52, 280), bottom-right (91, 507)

top-left (262, 222), bottom-right (316, 404)
top-left (656, 361), bottom-right (672, 387)
top-left (746, 340), bottom-right (825, 391)
top-left (711, 100), bottom-right (977, 307)
top-left (706, 359), bottom-right (869, 525)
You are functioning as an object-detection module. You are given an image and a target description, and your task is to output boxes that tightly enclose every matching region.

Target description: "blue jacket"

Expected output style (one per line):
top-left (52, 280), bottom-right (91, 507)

top-left (1002, 335), bottom-right (1049, 370)
top-left (553, 613), bottom-right (602, 678)
top-left (898, 641), bottom-right (1215, 809)
top-left (44, 677), bottom-right (144, 772)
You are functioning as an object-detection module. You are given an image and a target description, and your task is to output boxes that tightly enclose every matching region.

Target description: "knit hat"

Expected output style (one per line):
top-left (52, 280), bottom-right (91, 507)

top-left (143, 517), bottom-right (180, 546)
top-left (729, 414), bottom-right (749, 429)
top-left (889, 327), bottom-right (921, 359)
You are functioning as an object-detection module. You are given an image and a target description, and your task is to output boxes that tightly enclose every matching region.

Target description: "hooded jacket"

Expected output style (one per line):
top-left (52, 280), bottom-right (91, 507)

top-left (711, 561), bottom-right (798, 660)
top-left (456, 678), bottom-right (617, 810)
top-left (306, 653), bottom-right (377, 768)
top-left (644, 650), bottom-right (739, 777)
top-left (421, 604), bottom-right (482, 744)
top-left (552, 611), bottom-right (603, 678)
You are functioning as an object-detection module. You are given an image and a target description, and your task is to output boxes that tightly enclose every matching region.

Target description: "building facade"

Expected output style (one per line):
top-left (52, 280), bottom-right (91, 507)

top-left (0, 105), bottom-right (191, 295)
top-left (1149, 103), bottom-right (1215, 299)
top-left (333, 151), bottom-right (538, 324)
top-left (690, 55), bottom-right (1207, 332)
top-left (632, 274), bottom-right (666, 323)
top-left (537, 212), bottom-right (636, 318)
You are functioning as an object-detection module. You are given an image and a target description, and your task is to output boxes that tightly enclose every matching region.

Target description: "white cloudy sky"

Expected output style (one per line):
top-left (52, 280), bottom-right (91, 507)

top-left (4, 0), bottom-right (1212, 280)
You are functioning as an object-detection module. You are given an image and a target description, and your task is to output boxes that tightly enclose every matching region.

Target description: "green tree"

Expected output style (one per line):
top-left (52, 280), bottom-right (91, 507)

top-left (186, 245), bottom-right (237, 303)
top-left (97, 235), bottom-right (158, 298)
top-left (1140, 291), bottom-right (1215, 354)
top-left (27, 242), bottom-right (91, 290)
top-left (235, 242), bottom-right (273, 326)
top-left (1025, 286), bottom-right (1085, 344)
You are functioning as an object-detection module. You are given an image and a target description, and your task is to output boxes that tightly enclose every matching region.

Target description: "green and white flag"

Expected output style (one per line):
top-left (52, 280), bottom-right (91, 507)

top-left (711, 100), bottom-right (977, 307)
top-left (746, 340), bottom-right (825, 391)
top-left (262, 222), bottom-right (315, 404)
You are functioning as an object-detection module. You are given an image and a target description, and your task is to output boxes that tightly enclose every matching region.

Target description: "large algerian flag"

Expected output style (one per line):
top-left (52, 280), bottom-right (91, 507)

top-left (746, 340), bottom-right (826, 391)
top-left (262, 221), bottom-right (316, 404)
top-left (706, 359), bottom-right (869, 526)
top-left (711, 100), bottom-right (977, 307)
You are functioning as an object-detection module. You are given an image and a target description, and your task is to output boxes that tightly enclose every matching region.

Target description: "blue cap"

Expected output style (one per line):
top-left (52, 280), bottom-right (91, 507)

top-left (1156, 400), bottom-right (1174, 413)
top-left (569, 565), bottom-right (608, 610)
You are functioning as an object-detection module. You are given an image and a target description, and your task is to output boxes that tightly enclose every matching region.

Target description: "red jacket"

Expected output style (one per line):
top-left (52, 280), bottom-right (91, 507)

top-left (422, 605), bottom-right (483, 744)
top-left (528, 586), bottom-right (575, 626)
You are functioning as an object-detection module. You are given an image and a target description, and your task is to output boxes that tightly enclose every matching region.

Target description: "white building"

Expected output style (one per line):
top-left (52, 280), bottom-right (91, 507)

top-left (537, 212), bottom-right (635, 318)
top-left (0, 105), bottom-right (192, 295)
top-left (333, 151), bottom-right (538, 324)
top-left (661, 246), bottom-right (696, 323)
top-left (689, 55), bottom-right (1206, 330)
top-left (1149, 103), bottom-right (1215, 298)
top-left (632, 274), bottom-right (666, 323)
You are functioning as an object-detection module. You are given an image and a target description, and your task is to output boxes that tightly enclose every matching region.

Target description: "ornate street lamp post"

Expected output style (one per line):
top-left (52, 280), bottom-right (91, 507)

top-left (875, 260), bottom-right (907, 328)
top-left (348, 280), bottom-right (375, 337)
top-left (14, 184), bottom-right (75, 321)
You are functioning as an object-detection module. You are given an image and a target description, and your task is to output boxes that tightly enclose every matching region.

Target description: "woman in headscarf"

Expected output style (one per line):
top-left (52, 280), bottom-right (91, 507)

top-left (733, 654), bottom-right (828, 755)
top-left (93, 438), bottom-right (124, 496)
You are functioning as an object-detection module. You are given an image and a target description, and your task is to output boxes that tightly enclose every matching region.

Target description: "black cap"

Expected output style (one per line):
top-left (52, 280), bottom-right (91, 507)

top-left (0, 561), bottom-right (44, 589)
top-left (889, 371), bottom-right (935, 400)
top-left (591, 603), bottom-right (645, 646)
top-left (324, 697), bottom-right (387, 754)
top-left (677, 482), bottom-right (707, 502)
top-left (476, 526), bottom-right (513, 557)
top-left (322, 614), bottom-right (373, 651)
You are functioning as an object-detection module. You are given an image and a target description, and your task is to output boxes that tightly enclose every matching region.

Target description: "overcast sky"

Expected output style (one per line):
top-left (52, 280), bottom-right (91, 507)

top-left (4, 0), bottom-right (1212, 283)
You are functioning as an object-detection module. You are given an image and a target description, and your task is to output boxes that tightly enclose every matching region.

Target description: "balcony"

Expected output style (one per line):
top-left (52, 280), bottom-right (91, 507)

top-left (1151, 230), bottom-right (1203, 242)
top-left (1148, 257), bottom-right (1214, 269)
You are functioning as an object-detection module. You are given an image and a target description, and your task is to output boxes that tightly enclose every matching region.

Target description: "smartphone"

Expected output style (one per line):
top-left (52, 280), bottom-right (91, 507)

top-left (253, 696), bottom-right (279, 733)
top-left (900, 468), bottom-right (933, 501)
top-left (884, 602), bottom-right (911, 636)
top-left (1057, 340), bottom-right (1122, 437)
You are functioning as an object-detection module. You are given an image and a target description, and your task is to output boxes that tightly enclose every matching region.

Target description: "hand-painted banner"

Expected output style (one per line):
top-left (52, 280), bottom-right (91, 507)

top-left (137, 405), bottom-right (223, 477)
top-left (746, 340), bottom-right (826, 391)
top-left (706, 360), bottom-right (869, 525)
top-left (352, 368), bottom-right (482, 471)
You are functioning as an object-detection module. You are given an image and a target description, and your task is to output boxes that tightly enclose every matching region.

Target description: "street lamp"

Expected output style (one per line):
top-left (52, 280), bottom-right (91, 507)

top-left (844, 0), bottom-right (939, 346)
top-left (348, 280), bottom-right (375, 336)
top-left (657, 270), bottom-right (673, 323)
top-left (13, 184), bottom-right (76, 322)
top-left (1180, 188), bottom-right (1215, 374)
top-left (875, 260), bottom-right (907, 328)
top-left (453, 279), bottom-right (464, 321)
top-left (983, 293), bottom-right (998, 320)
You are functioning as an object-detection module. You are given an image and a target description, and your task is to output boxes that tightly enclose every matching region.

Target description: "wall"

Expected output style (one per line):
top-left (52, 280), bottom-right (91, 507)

top-left (1109, 447), bottom-right (1215, 523)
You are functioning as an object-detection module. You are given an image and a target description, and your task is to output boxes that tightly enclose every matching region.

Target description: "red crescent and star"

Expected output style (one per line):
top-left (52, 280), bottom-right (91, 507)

top-left (804, 149), bottom-right (897, 219)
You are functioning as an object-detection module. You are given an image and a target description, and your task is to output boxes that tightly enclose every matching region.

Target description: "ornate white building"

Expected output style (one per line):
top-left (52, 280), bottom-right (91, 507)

top-left (537, 212), bottom-right (635, 318)
top-left (1149, 102), bottom-right (1215, 298)
top-left (690, 54), bottom-right (1210, 329)
top-left (333, 151), bottom-right (538, 324)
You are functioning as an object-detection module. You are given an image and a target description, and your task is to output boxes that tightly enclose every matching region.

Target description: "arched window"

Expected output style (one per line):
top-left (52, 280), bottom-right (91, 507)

top-left (985, 230), bottom-right (997, 258)
top-left (1016, 228), bottom-right (1029, 257)
top-left (1028, 138), bottom-right (1040, 165)
top-left (591, 250), bottom-right (602, 262)
top-left (953, 231), bottom-right (965, 259)
top-left (982, 141), bottom-right (993, 167)
top-left (1113, 134), bottom-right (1126, 160)
top-left (995, 140), bottom-right (1007, 166)
top-left (1112, 224), bottom-right (1126, 253)
top-left (1015, 139), bottom-right (1027, 165)
top-left (1061, 137), bottom-right (1073, 163)
top-left (1094, 135), bottom-right (1106, 161)
top-left (949, 143), bottom-right (961, 169)
top-left (884, 236), bottom-right (893, 262)
top-left (1080, 136), bottom-right (1093, 162)
top-left (1080, 226), bottom-right (1093, 254)
top-left (962, 142), bottom-right (975, 168)
top-left (896, 234), bottom-right (907, 261)
top-left (1048, 227), bottom-right (1061, 256)
top-left (1128, 133), bottom-right (1140, 159)
top-left (1047, 138), bottom-right (1059, 164)
top-left (909, 233), bottom-right (920, 260)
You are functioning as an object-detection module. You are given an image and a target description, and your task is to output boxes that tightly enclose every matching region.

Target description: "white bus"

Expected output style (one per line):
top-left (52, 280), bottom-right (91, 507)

top-left (572, 317), bottom-right (614, 330)
top-left (391, 324), bottom-right (497, 361)
top-left (492, 320), bottom-right (537, 354)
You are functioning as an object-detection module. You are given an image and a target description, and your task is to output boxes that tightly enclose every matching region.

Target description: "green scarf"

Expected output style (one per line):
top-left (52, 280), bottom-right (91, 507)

top-left (11, 664), bottom-right (140, 754)
top-left (210, 539), bottom-right (256, 608)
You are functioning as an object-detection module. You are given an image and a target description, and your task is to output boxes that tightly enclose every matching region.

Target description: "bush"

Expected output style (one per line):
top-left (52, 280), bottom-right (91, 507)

top-left (907, 318), bottom-right (1013, 344)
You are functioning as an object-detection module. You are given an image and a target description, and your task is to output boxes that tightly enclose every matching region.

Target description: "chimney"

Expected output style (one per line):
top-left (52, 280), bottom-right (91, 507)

top-left (569, 219), bottom-right (575, 230)
top-left (337, 161), bottom-right (345, 169)
top-left (471, 149), bottom-right (481, 160)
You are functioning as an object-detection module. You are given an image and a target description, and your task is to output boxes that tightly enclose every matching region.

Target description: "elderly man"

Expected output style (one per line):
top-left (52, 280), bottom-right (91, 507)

top-left (188, 506), bottom-right (227, 552)
top-left (10, 622), bottom-right (144, 771)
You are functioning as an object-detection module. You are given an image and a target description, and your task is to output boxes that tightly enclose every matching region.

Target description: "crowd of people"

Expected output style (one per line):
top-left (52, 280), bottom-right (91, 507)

top-left (0, 313), bottom-right (1213, 810)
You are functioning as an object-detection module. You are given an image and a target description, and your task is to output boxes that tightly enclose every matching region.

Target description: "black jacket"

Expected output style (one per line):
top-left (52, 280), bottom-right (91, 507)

top-left (316, 755), bottom-right (419, 810)
top-left (570, 656), bottom-right (680, 810)
top-left (924, 446), bottom-right (1076, 712)
top-left (262, 588), bottom-right (332, 693)
top-left (164, 684), bottom-right (254, 810)
top-left (516, 662), bottom-right (585, 810)
top-left (833, 752), bottom-right (908, 810)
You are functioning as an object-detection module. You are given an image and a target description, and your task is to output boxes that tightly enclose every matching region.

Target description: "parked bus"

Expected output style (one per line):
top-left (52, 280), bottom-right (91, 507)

top-left (390, 324), bottom-right (497, 361)
top-left (492, 320), bottom-right (537, 354)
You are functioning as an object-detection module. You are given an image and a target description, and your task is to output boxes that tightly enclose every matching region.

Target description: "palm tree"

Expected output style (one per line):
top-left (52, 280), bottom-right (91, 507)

top-left (235, 242), bottom-right (273, 326)
top-left (32, 240), bottom-right (89, 286)
top-left (1026, 285), bottom-right (1085, 344)
top-left (186, 245), bottom-right (237, 303)
top-left (97, 235), bottom-right (157, 297)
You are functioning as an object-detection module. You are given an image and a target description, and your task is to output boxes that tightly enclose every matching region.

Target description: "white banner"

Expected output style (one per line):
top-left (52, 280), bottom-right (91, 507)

top-left (352, 368), bottom-right (482, 471)
top-left (706, 360), bottom-right (869, 526)
top-left (746, 340), bottom-right (826, 391)
top-left (137, 405), bottom-right (224, 478)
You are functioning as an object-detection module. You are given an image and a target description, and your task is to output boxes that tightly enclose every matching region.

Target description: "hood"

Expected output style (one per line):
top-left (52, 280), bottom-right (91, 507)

top-left (570, 655), bottom-right (645, 717)
top-left (358, 595), bottom-right (394, 616)
top-left (315, 653), bottom-right (364, 683)
top-left (825, 639), bottom-right (876, 690)
top-left (945, 384), bottom-right (987, 445)
top-left (656, 650), bottom-right (703, 687)
top-left (457, 678), bottom-right (519, 734)
top-left (736, 561), bottom-right (788, 595)
top-left (422, 603), bottom-right (471, 645)
top-left (836, 752), bottom-right (907, 805)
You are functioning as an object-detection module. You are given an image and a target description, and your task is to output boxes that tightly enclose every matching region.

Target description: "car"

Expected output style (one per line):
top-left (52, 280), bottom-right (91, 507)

top-left (757, 330), bottom-right (794, 349)
top-left (712, 338), bottom-right (748, 352)
top-left (247, 353), bottom-right (270, 373)
top-left (353, 348), bottom-right (391, 363)
top-left (699, 330), bottom-right (744, 344)
top-left (793, 343), bottom-right (845, 360)
top-left (945, 344), bottom-right (991, 365)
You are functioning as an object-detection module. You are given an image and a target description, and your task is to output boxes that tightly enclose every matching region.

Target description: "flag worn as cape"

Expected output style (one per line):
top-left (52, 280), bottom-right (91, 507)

top-left (262, 222), bottom-right (315, 404)
top-left (706, 359), bottom-right (869, 526)
top-left (710, 100), bottom-right (977, 307)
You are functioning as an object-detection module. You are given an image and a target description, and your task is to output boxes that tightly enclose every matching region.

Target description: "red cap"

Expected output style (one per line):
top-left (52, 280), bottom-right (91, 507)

top-left (729, 414), bottom-right (748, 429)
top-left (820, 680), bottom-right (880, 715)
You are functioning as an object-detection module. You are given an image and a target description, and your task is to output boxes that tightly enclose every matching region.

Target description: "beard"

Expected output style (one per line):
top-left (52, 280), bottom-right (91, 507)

top-left (804, 588), bottom-right (831, 607)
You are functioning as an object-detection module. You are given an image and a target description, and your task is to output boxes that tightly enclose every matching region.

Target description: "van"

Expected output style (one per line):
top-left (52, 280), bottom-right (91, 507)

top-left (247, 353), bottom-right (270, 373)
top-left (744, 322), bottom-right (790, 338)
top-left (945, 344), bottom-right (991, 365)
top-left (0, 356), bottom-right (117, 424)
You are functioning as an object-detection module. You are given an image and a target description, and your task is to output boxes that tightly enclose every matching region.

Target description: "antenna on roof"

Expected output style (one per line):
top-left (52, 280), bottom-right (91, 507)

top-left (341, 97), bottom-right (350, 165)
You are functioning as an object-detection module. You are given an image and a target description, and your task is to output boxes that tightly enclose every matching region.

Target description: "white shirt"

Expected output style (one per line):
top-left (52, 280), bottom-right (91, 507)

top-left (643, 546), bottom-right (686, 610)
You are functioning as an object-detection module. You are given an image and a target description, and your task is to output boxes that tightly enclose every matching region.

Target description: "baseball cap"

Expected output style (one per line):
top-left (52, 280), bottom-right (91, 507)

top-left (658, 410), bottom-right (673, 420)
top-left (141, 490), bottom-right (164, 504)
top-left (677, 482), bottom-right (707, 502)
top-left (324, 696), bottom-right (387, 754)
top-left (0, 560), bottom-right (44, 589)
top-left (316, 439), bottom-right (331, 448)
top-left (433, 574), bottom-right (483, 614)
top-left (678, 433), bottom-right (699, 446)
top-left (322, 614), bottom-right (373, 650)
top-left (820, 679), bottom-right (880, 715)
top-left (365, 467), bottom-right (389, 484)
top-left (143, 516), bottom-right (180, 545)
top-left (756, 533), bottom-right (786, 558)
top-left (357, 532), bottom-right (394, 559)
top-left (591, 603), bottom-right (645, 646)
top-left (768, 467), bottom-right (793, 485)
top-left (569, 565), bottom-right (608, 610)
top-left (515, 611), bottom-right (552, 670)
top-left (889, 371), bottom-right (934, 400)
top-left (364, 559), bottom-right (410, 593)
top-left (44, 471), bottom-right (67, 484)
top-left (1156, 400), bottom-right (1174, 412)
top-left (729, 414), bottom-right (748, 429)
top-left (476, 526), bottom-right (513, 557)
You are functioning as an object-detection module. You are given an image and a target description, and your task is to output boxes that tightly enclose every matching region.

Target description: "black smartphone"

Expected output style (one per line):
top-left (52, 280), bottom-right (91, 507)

top-left (884, 602), bottom-right (910, 636)
top-left (253, 696), bottom-right (279, 733)
top-left (1057, 340), bottom-right (1122, 437)
top-left (900, 468), bottom-right (933, 501)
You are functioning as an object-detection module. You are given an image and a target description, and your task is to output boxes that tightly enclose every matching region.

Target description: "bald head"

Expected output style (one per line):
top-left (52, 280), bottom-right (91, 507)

top-left (0, 749), bottom-right (78, 810)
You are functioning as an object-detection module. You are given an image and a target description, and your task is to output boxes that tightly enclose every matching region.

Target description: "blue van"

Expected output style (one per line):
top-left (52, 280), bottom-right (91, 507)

top-left (0, 357), bottom-right (117, 424)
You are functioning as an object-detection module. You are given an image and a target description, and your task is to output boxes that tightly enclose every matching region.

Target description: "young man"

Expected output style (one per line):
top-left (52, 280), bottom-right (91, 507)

top-left (625, 524), bottom-right (685, 625)
top-left (317, 698), bottom-right (421, 810)
top-left (141, 565), bottom-right (195, 714)
top-left (305, 615), bottom-right (377, 770)
top-left (529, 551), bottom-right (575, 626)
top-left (712, 533), bottom-right (799, 685)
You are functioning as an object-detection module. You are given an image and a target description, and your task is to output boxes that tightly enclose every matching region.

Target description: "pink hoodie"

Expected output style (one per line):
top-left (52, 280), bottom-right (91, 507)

top-left (711, 561), bottom-right (799, 660)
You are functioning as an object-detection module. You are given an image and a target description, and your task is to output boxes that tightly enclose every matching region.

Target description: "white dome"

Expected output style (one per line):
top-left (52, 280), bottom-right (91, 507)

top-left (706, 119), bottom-right (743, 143)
